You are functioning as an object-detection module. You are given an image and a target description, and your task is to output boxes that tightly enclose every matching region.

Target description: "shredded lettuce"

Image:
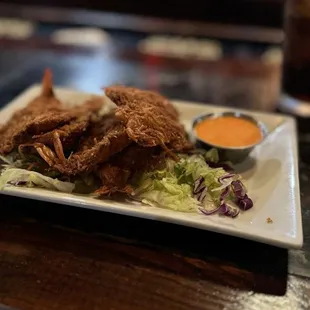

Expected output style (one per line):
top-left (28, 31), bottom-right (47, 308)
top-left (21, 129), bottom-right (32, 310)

top-left (0, 148), bottom-right (252, 217)
top-left (0, 167), bottom-right (75, 193)
top-left (135, 176), bottom-right (199, 212)
top-left (134, 152), bottom-right (232, 212)
top-left (133, 148), bottom-right (253, 216)
top-left (204, 148), bottom-right (219, 163)
top-left (175, 155), bottom-right (225, 183)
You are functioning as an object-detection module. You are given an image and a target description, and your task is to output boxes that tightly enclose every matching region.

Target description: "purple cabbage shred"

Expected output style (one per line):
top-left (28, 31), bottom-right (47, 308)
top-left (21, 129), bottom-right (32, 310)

top-left (218, 173), bottom-right (235, 184)
top-left (231, 180), bottom-right (253, 211)
top-left (193, 176), bottom-right (208, 203)
top-left (195, 165), bottom-right (254, 218)
top-left (193, 177), bottom-right (205, 194)
top-left (219, 202), bottom-right (240, 218)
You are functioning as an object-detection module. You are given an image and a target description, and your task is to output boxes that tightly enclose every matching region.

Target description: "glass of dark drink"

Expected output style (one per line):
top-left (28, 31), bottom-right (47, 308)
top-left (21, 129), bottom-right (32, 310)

top-left (280, 0), bottom-right (310, 117)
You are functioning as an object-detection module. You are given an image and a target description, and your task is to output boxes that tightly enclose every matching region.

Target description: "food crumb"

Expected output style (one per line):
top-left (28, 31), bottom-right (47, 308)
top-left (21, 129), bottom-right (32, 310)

top-left (266, 217), bottom-right (273, 224)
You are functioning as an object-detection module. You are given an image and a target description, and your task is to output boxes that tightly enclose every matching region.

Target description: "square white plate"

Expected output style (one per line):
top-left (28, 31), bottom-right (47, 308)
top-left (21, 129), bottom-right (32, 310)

top-left (0, 85), bottom-right (303, 249)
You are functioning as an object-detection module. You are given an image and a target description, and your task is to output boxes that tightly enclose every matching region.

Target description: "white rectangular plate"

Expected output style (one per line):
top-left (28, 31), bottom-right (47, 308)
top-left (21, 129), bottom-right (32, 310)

top-left (0, 85), bottom-right (303, 249)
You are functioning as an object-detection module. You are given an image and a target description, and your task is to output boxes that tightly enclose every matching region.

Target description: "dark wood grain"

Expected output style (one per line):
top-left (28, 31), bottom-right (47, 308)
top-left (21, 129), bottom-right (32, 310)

top-left (0, 197), bottom-right (309, 310)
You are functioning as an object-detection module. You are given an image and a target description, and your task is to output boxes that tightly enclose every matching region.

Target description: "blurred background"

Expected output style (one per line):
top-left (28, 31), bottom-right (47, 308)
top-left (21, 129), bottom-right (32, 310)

top-left (0, 0), bottom-right (285, 111)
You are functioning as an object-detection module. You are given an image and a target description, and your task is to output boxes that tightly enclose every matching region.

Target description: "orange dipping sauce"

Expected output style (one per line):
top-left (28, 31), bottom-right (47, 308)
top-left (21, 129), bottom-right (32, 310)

top-left (195, 116), bottom-right (263, 147)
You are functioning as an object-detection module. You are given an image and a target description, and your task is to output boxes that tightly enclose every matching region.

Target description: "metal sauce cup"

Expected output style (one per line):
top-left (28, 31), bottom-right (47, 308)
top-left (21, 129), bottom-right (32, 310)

top-left (191, 111), bottom-right (268, 163)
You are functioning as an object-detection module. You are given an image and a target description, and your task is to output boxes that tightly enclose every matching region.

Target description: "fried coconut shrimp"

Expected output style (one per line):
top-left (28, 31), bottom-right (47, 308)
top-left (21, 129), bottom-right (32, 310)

top-left (0, 70), bottom-right (194, 199)
top-left (105, 86), bottom-right (192, 153)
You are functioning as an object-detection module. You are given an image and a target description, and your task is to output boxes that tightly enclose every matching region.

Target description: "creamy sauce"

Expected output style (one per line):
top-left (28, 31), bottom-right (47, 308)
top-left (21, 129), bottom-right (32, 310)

top-left (195, 116), bottom-right (262, 147)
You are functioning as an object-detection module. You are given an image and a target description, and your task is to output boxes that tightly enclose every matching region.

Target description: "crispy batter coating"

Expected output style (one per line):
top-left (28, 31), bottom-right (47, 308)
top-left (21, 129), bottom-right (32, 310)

top-left (1, 71), bottom-right (193, 197)
top-left (0, 72), bottom-right (106, 156)
top-left (33, 115), bottom-right (89, 147)
top-left (95, 144), bottom-right (165, 196)
top-left (0, 70), bottom-right (70, 154)
top-left (104, 86), bottom-right (192, 152)
top-left (78, 113), bottom-right (122, 151)
top-left (95, 165), bottom-right (133, 196)
top-left (104, 85), bottom-right (179, 120)
top-left (31, 97), bottom-right (106, 160)
top-left (54, 116), bottom-right (131, 175)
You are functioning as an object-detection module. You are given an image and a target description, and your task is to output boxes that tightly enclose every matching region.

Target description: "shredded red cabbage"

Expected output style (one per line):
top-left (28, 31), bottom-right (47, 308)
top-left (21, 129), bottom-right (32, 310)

top-left (217, 187), bottom-right (240, 218)
top-left (197, 188), bottom-right (208, 203)
top-left (193, 176), bottom-right (205, 194)
top-left (218, 173), bottom-right (235, 184)
top-left (199, 199), bottom-right (239, 218)
top-left (219, 202), bottom-right (240, 218)
top-left (220, 186), bottom-right (230, 200)
top-left (193, 176), bottom-right (208, 203)
top-left (231, 180), bottom-right (246, 198)
top-left (199, 206), bottom-right (221, 215)
top-left (237, 195), bottom-right (253, 211)
top-left (231, 180), bottom-right (253, 211)
top-left (195, 168), bottom-right (253, 218)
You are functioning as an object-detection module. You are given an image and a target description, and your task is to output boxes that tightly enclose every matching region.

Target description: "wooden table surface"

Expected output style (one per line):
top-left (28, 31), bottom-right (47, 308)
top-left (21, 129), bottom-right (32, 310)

top-left (1, 197), bottom-right (309, 310)
top-left (0, 18), bottom-right (309, 310)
